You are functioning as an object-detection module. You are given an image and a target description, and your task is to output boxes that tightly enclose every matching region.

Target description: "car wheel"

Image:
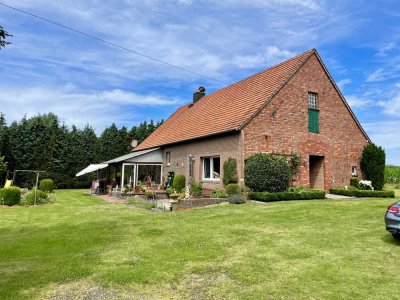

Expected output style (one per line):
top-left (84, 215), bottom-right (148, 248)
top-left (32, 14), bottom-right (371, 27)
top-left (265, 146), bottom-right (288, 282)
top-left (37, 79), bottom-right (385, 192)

top-left (392, 233), bottom-right (400, 239)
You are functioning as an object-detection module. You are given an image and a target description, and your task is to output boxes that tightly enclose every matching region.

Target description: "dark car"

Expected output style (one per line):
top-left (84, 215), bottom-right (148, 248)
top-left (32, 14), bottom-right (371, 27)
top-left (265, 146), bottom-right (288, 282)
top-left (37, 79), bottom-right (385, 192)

top-left (385, 202), bottom-right (400, 239)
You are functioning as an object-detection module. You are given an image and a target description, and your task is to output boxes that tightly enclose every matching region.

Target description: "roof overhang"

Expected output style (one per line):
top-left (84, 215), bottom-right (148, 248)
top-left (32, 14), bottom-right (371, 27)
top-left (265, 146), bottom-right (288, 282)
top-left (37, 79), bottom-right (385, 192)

top-left (103, 148), bottom-right (161, 164)
top-left (134, 129), bottom-right (239, 152)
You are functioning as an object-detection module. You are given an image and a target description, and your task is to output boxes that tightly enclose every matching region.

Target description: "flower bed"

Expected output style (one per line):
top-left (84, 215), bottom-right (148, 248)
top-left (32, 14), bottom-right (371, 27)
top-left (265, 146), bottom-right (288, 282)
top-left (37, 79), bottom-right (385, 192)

top-left (171, 198), bottom-right (228, 211)
top-left (329, 188), bottom-right (395, 198)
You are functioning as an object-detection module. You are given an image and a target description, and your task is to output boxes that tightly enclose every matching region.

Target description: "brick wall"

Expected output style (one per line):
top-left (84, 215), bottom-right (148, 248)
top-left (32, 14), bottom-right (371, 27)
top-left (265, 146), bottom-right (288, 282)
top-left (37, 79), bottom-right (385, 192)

top-left (242, 54), bottom-right (369, 190)
top-left (162, 133), bottom-right (242, 191)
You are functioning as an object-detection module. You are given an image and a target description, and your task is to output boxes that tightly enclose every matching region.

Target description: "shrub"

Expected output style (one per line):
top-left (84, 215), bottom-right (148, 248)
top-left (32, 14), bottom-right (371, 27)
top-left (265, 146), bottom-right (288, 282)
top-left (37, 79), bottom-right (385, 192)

top-left (211, 188), bottom-right (228, 198)
top-left (23, 189), bottom-right (49, 205)
top-left (350, 177), bottom-right (359, 188)
top-left (1, 186), bottom-right (21, 206)
top-left (244, 153), bottom-right (291, 192)
top-left (190, 181), bottom-right (202, 196)
top-left (249, 190), bottom-right (326, 202)
top-left (144, 191), bottom-right (156, 200)
top-left (226, 183), bottom-right (241, 196)
top-left (165, 187), bottom-right (174, 196)
top-left (228, 194), bottom-right (245, 204)
top-left (361, 144), bottom-right (385, 190)
top-left (173, 175), bottom-right (186, 192)
top-left (223, 157), bottom-right (238, 186)
top-left (39, 179), bottom-right (54, 193)
top-left (329, 188), bottom-right (395, 198)
top-left (358, 180), bottom-right (373, 190)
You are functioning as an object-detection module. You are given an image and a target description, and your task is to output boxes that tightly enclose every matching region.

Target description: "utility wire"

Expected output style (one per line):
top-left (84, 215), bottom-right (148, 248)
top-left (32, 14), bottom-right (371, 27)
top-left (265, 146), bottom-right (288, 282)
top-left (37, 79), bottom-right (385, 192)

top-left (0, 2), bottom-right (225, 84)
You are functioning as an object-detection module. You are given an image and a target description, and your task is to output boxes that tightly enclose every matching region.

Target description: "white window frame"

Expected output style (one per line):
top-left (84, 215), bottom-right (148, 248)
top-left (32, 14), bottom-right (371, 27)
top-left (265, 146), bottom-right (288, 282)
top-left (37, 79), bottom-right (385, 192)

top-left (166, 151), bottom-right (171, 166)
top-left (308, 92), bottom-right (318, 109)
top-left (121, 163), bottom-right (136, 189)
top-left (352, 166), bottom-right (357, 176)
top-left (202, 156), bottom-right (220, 181)
top-left (136, 163), bottom-right (163, 186)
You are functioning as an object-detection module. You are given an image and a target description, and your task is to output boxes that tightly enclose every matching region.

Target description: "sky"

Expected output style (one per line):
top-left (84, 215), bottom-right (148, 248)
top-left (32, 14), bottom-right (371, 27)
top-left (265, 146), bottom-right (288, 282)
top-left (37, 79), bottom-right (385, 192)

top-left (0, 0), bottom-right (400, 165)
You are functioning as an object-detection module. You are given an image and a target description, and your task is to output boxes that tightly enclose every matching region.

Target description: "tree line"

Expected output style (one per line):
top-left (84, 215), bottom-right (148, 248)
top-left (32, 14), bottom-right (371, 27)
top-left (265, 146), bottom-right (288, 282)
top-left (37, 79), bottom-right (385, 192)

top-left (0, 113), bottom-right (162, 188)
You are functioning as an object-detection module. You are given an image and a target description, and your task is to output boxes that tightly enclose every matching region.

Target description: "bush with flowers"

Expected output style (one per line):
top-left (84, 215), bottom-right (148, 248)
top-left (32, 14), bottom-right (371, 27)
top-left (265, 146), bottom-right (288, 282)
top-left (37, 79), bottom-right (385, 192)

top-left (358, 180), bottom-right (374, 190)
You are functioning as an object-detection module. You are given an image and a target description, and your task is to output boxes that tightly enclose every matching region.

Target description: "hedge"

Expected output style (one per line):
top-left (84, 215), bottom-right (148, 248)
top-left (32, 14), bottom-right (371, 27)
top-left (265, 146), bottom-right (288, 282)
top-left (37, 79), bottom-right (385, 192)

top-left (249, 190), bottom-right (326, 202)
top-left (329, 188), bottom-right (395, 198)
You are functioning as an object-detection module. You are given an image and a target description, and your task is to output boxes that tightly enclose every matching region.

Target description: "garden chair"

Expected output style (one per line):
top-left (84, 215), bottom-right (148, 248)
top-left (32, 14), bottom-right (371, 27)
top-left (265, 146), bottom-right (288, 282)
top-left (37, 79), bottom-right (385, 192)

top-left (90, 180), bottom-right (99, 194)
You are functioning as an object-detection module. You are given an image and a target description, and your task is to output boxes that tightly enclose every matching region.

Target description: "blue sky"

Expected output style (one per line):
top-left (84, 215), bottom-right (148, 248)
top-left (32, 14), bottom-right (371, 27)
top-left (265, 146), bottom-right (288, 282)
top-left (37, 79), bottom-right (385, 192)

top-left (0, 0), bottom-right (400, 165)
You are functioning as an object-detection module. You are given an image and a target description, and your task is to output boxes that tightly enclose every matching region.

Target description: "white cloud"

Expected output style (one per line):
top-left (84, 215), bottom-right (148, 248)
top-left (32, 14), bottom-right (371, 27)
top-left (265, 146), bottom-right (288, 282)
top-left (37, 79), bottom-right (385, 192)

top-left (376, 42), bottom-right (396, 57)
top-left (362, 120), bottom-right (400, 165)
top-left (223, 0), bottom-right (321, 10)
top-left (0, 86), bottom-right (181, 133)
top-left (366, 68), bottom-right (392, 82)
top-left (233, 46), bottom-right (295, 69)
top-left (345, 95), bottom-right (372, 108)
top-left (378, 93), bottom-right (400, 116)
top-left (363, 120), bottom-right (400, 150)
top-left (337, 78), bottom-right (352, 91)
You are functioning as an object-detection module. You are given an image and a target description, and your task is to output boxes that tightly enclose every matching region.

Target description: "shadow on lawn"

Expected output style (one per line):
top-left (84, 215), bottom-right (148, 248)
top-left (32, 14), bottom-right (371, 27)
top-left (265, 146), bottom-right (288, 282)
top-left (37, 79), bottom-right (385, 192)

top-left (381, 234), bottom-right (400, 246)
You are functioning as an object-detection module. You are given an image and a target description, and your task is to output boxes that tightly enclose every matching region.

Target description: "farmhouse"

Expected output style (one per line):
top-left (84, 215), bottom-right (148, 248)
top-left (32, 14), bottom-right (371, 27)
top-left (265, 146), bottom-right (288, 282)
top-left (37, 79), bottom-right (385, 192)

top-left (79, 49), bottom-right (369, 193)
top-left (131, 49), bottom-right (370, 192)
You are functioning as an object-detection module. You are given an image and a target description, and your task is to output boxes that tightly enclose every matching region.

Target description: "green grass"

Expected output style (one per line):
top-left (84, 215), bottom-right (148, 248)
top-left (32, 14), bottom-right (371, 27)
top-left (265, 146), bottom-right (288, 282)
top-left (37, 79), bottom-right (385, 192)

top-left (0, 189), bottom-right (399, 299)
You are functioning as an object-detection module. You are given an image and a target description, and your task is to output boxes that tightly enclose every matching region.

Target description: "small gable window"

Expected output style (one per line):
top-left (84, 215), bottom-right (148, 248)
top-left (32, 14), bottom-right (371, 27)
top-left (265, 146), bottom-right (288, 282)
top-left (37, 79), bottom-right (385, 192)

top-left (352, 166), bottom-right (357, 176)
top-left (202, 156), bottom-right (220, 180)
top-left (308, 92), bottom-right (319, 133)
top-left (308, 92), bottom-right (318, 109)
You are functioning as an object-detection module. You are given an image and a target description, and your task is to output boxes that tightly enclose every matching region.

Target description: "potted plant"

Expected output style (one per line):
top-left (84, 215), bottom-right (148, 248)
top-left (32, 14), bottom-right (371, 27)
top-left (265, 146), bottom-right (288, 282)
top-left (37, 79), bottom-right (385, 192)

top-left (169, 193), bottom-right (180, 203)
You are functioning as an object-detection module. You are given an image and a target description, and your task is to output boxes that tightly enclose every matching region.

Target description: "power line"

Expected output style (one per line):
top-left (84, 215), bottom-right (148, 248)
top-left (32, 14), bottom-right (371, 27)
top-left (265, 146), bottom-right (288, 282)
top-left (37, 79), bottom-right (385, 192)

top-left (0, 2), bottom-right (226, 84)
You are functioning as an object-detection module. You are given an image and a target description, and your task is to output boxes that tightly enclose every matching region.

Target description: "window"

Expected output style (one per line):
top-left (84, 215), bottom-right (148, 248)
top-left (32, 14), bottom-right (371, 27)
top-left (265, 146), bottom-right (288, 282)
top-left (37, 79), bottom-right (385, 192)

top-left (308, 92), bottom-right (318, 109)
top-left (202, 157), bottom-right (220, 180)
top-left (352, 166), bottom-right (357, 176)
top-left (137, 165), bottom-right (162, 185)
top-left (166, 151), bottom-right (171, 166)
top-left (308, 92), bottom-right (319, 133)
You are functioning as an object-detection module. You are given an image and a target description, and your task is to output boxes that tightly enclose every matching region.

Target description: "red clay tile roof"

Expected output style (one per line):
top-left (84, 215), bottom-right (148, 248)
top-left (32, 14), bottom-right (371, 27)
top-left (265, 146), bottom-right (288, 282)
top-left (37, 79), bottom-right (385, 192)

top-left (135, 49), bottom-right (315, 151)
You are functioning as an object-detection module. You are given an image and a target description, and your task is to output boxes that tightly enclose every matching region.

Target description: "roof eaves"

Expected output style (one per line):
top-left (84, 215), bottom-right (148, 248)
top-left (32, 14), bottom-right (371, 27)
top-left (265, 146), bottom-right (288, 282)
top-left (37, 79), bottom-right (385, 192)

top-left (134, 128), bottom-right (240, 151)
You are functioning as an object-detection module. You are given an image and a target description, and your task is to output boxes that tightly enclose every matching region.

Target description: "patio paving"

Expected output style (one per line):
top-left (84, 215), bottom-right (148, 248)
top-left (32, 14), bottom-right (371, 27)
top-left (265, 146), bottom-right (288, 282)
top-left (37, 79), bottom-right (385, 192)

top-left (95, 194), bottom-right (126, 203)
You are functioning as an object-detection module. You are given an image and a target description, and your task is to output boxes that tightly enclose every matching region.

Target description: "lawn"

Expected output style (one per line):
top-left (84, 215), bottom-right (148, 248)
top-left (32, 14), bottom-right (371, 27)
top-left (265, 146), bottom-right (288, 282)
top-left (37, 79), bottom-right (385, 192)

top-left (0, 189), bottom-right (399, 299)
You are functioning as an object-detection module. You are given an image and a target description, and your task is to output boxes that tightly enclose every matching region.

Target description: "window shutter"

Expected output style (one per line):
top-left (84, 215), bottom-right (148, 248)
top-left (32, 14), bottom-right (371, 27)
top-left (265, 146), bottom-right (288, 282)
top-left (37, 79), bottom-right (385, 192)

top-left (308, 109), bottom-right (319, 133)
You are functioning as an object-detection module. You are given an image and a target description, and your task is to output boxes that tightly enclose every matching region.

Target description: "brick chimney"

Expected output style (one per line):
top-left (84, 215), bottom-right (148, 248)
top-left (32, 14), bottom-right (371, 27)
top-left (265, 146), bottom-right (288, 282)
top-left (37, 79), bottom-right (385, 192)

top-left (193, 86), bottom-right (206, 103)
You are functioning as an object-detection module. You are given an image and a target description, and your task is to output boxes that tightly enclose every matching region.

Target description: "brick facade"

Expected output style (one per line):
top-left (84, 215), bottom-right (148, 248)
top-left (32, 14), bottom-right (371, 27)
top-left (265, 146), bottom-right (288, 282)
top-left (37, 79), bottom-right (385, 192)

top-left (242, 54), bottom-right (369, 190)
top-left (162, 133), bottom-right (242, 191)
